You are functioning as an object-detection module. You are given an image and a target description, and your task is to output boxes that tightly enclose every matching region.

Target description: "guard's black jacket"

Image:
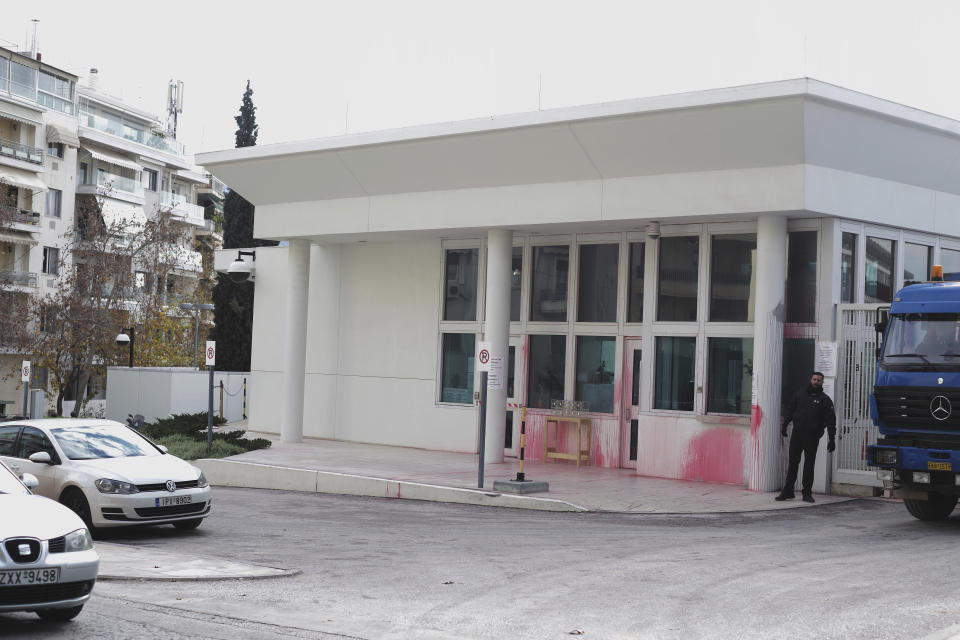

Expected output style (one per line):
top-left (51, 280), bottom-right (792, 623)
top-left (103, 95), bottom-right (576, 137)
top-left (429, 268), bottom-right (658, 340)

top-left (783, 385), bottom-right (837, 439)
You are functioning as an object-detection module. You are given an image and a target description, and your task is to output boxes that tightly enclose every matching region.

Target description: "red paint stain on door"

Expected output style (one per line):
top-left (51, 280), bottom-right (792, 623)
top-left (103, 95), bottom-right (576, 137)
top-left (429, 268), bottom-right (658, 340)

top-left (680, 428), bottom-right (745, 485)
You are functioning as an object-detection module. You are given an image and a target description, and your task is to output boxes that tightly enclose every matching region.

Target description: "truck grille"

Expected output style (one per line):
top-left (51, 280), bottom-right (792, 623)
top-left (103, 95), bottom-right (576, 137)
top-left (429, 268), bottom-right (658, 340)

top-left (875, 386), bottom-right (960, 430)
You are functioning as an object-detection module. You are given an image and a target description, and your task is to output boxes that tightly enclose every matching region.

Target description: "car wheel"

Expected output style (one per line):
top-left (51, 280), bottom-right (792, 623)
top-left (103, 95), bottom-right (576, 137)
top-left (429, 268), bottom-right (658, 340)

top-left (37, 605), bottom-right (84, 622)
top-left (172, 518), bottom-right (203, 530)
top-left (60, 488), bottom-right (96, 534)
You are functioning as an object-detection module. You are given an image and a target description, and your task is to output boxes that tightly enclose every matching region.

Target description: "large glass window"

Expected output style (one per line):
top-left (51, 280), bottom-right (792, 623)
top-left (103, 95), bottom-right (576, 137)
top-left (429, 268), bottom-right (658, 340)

top-left (10, 61), bottom-right (35, 99)
top-left (530, 246), bottom-right (569, 322)
top-left (865, 236), bottom-right (895, 303)
top-left (841, 232), bottom-right (857, 303)
top-left (577, 244), bottom-right (619, 322)
top-left (527, 335), bottom-right (565, 409)
top-left (46, 189), bottom-right (61, 218)
top-left (510, 246), bottom-right (522, 321)
top-left (575, 336), bottom-right (616, 413)
top-left (627, 242), bottom-right (645, 323)
top-left (443, 248), bottom-right (479, 321)
top-left (710, 234), bottom-right (756, 322)
top-left (0, 58), bottom-right (8, 92)
top-left (440, 333), bottom-right (475, 404)
top-left (781, 338), bottom-right (815, 412)
top-left (943, 248), bottom-right (960, 282)
top-left (657, 236), bottom-right (699, 322)
top-left (904, 242), bottom-right (931, 284)
top-left (38, 71), bottom-right (73, 114)
top-left (707, 338), bottom-right (753, 415)
top-left (785, 231), bottom-right (817, 323)
top-left (42, 246), bottom-right (59, 276)
top-left (654, 336), bottom-right (696, 411)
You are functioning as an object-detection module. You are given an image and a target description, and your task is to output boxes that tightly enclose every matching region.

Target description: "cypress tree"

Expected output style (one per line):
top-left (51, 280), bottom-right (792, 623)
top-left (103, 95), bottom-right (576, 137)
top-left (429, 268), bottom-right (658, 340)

top-left (211, 81), bottom-right (275, 372)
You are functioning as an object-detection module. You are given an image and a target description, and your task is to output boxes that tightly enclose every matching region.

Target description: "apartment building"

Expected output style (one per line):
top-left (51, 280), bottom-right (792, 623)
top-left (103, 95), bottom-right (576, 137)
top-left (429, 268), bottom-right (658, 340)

top-left (0, 45), bottom-right (219, 416)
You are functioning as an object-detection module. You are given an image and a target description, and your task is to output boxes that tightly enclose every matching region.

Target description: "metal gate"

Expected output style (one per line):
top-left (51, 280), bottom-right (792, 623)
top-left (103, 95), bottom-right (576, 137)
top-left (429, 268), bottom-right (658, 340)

top-left (833, 304), bottom-right (882, 487)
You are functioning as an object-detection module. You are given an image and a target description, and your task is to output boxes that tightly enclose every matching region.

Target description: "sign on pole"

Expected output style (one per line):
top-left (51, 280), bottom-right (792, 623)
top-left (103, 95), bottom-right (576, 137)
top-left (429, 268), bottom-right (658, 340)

top-left (477, 341), bottom-right (492, 372)
top-left (488, 356), bottom-right (505, 390)
top-left (205, 341), bottom-right (216, 366)
top-left (20, 361), bottom-right (30, 383)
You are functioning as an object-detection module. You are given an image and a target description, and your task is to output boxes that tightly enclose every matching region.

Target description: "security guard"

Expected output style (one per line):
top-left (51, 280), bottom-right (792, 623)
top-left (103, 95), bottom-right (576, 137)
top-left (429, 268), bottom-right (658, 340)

top-left (776, 371), bottom-right (837, 503)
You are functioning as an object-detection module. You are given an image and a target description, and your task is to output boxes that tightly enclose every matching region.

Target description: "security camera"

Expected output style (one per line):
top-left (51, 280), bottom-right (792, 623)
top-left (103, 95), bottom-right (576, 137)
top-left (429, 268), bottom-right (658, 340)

top-left (647, 221), bottom-right (661, 240)
top-left (227, 250), bottom-right (256, 283)
top-left (227, 258), bottom-right (253, 283)
top-left (116, 333), bottom-right (130, 347)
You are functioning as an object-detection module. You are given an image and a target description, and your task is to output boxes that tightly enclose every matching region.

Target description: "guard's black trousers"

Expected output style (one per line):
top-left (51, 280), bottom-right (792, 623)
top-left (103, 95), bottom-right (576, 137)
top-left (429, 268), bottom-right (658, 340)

top-left (782, 429), bottom-right (822, 494)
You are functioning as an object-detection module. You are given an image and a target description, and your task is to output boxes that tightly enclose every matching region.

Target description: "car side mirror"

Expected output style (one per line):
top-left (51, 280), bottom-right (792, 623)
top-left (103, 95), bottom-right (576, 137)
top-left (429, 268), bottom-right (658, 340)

top-left (20, 473), bottom-right (39, 489)
top-left (158, 445), bottom-right (168, 454)
top-left (28, 451), bottom-right (52, 465)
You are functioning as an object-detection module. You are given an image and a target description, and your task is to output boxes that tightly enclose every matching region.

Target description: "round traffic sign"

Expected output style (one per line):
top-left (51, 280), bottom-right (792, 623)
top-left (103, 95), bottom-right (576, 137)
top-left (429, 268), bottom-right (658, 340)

top-left (207, 346), bottom-right (215, 359)
top-left (479, 349), bottom-right (490, 364)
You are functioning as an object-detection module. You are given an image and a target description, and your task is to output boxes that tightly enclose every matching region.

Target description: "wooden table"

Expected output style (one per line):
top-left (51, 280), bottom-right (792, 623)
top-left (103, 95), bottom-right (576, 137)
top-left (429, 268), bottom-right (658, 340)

top-left (544, 416), bottom-right (591, 466)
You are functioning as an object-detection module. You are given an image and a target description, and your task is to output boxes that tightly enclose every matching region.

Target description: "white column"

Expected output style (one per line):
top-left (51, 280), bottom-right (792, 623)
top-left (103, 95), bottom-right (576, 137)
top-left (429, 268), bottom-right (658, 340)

top-left (483, 229), bottom-right (512, 463)
top-left (748, 215), bottom-right (787, 491)
top-left (281, 239), bottom-right (311, 443)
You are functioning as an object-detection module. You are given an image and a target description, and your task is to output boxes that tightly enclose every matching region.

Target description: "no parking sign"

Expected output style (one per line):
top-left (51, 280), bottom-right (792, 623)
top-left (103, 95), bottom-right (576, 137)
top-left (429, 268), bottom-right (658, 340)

top-left (205, 341), bottom-right (216, 366)
top-left (477, 342), bottom-right (491, 372)
top-left (21, 360), bottom-right (30, 382)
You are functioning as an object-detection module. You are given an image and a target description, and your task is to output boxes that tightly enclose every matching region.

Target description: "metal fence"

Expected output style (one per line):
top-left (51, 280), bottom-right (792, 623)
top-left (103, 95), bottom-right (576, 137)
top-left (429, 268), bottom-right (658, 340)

top-left (833, 304), bottom-right (882, 486)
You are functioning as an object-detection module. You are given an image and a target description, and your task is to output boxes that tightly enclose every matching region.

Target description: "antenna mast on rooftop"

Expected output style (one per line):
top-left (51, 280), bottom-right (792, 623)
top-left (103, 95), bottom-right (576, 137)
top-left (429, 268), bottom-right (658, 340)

top-left (167, 79), bottom-right (184, 139)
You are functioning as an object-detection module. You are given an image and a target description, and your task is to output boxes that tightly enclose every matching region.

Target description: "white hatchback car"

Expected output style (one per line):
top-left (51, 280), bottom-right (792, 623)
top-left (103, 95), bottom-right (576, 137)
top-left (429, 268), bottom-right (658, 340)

top-left (0, 419), bottom-right (212, 532)
top-left (0, 460), bottom-right (98, 621)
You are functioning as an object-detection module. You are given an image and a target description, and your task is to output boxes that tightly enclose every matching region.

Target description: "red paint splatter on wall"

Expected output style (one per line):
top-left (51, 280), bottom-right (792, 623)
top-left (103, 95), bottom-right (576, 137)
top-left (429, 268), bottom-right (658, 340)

top-left (750, 404), bottom-right (764, 438)
top-left (680, 428), bottom-right (746, 485)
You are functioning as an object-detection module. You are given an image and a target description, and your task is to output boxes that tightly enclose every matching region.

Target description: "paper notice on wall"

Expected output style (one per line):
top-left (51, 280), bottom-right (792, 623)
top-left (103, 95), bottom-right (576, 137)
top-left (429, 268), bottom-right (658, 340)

top-left (822, 377), bottom-right (836, 401)
top-left (751, 382), bottom-right (758, 407)
top-left (815, 341), bottom-right (837, 378)
top-left (487, 356), bottom-right (505, 390)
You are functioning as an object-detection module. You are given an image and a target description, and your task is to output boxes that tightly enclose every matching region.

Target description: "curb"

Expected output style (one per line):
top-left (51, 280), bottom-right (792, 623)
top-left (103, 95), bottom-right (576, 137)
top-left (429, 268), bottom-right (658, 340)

top-left (194, 459), bottom-right (589, 512)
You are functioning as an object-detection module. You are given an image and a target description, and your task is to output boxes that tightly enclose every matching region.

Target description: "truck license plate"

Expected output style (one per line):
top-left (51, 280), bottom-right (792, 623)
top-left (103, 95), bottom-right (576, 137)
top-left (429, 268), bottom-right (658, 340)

top-left (927, 461), bottom-right (952, 471)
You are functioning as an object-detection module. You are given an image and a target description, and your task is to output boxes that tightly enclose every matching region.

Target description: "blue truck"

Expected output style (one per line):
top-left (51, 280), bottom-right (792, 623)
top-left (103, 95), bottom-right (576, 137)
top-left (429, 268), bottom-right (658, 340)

top-left (869, 277), bottom-right (960, 520)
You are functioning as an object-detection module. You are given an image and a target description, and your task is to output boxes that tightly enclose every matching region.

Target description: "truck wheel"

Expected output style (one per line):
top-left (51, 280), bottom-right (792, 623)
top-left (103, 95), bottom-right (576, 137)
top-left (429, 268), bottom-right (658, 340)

top-left (904, 494), bottom-right (958, 521)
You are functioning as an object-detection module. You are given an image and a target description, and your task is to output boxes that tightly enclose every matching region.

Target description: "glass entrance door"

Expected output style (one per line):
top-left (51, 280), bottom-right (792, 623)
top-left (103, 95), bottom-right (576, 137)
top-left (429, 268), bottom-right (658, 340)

top-left (621, 338), bottom-right (642, 468)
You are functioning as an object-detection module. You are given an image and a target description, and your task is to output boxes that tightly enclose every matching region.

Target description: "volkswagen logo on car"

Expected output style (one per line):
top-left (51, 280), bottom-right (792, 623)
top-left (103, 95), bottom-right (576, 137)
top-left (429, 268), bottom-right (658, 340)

top-left (165, 480), bottom-right (177, 492)
top-left (930, 395), bottom-right (953, 421)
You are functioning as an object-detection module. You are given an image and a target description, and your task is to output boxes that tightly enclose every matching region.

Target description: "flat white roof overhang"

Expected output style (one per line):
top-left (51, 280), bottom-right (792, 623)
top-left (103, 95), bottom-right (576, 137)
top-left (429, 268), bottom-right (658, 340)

top-left (198, 78), bottom-right (960, 244)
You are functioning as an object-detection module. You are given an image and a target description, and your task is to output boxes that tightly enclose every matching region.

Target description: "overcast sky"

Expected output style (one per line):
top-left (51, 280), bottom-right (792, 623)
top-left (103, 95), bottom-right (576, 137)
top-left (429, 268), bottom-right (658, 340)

top-left (5, 1), bottom-right (960, 161)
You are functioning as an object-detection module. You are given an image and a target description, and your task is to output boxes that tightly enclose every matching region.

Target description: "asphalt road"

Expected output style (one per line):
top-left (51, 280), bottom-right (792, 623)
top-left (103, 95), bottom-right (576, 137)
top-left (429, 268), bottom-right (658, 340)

top-left (3, 487), bottom-right (960, 640)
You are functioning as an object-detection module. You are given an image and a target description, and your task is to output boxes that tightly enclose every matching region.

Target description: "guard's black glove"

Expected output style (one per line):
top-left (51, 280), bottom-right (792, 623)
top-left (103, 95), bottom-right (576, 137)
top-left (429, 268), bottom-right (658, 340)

top-left (780, 423), bottom-right (788, 438)
top-left (827, 439), bottom-right (836, 453)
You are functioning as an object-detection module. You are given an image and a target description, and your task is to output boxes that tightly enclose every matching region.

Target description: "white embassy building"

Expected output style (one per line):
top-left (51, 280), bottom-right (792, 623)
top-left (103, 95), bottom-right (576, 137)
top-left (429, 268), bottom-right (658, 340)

top-left (201, 79), bottom-right (960, 494)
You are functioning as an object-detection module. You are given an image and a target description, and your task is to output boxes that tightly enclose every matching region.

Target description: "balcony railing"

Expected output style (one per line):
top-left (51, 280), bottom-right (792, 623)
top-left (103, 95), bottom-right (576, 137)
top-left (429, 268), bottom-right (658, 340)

top-left (82, 171), bottom-right (142, 195)
top-left (0, 204), bottom-right (40, 227)
top-left (159, 192), bottom-right (204, 224)
top-left (78, 109), bottom-right (185, 156)
top-left (0, 137), bottom-right (44, 164)
top-left (0, 270), bottom-right (38, 287)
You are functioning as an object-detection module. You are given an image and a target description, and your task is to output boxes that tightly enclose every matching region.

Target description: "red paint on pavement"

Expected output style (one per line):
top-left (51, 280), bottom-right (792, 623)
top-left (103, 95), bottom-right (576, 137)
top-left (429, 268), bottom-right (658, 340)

top-left (680, 428), bottom-right (745, 485)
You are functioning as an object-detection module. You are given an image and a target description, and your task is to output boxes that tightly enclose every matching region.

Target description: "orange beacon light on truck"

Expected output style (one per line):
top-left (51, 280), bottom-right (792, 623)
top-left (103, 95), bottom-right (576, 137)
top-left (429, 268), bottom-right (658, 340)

top-left (931, 264), bottom-right (944, 281)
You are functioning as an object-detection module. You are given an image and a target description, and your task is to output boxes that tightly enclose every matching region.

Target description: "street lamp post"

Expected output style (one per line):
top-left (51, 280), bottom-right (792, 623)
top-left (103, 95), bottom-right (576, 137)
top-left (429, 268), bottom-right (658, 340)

top-left (181, 303), bottom-right (215, 369)
top-left (116, 327), bottom-right (135, 368)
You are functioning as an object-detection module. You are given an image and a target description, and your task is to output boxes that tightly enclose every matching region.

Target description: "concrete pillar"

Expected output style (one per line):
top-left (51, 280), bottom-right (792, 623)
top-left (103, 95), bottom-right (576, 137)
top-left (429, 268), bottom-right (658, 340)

top-left (281, 239), bottom-right (311, 443)
top-left (483, 229), bottom-right (512, 463)
top-left (748, 215), bottom-right (787, 491)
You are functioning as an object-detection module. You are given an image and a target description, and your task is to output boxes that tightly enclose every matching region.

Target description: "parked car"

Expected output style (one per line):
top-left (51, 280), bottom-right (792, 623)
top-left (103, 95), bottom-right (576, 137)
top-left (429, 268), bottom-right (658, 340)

top-left (0, 460), bottom-right (98, 621)
top-left (0, 419), bottom-right (211, 532)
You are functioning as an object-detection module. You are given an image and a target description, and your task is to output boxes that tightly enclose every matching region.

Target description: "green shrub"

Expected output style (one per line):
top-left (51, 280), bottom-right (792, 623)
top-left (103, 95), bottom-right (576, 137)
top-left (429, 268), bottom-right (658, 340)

top-left (155, 434), bottom-right (247, 461)
top-left (139, 412), bottom-right (227, 440)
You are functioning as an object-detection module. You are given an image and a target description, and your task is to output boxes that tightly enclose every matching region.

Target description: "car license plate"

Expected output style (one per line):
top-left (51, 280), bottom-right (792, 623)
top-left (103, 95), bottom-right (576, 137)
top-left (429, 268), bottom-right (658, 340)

top-left (155, 495), bottom-right (192, 507)
top-left (0, 567), bottom-right (60, 586)
top-left (928, 461), bottom-right (952, 471)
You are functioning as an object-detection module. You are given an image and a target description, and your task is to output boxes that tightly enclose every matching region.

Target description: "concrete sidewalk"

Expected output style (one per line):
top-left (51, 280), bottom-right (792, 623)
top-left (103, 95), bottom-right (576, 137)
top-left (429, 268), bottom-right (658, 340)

top-left (96, 542), bottom-right (299, 581)
top-left (194, 431), bottom-right (856, 514)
